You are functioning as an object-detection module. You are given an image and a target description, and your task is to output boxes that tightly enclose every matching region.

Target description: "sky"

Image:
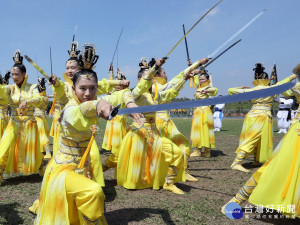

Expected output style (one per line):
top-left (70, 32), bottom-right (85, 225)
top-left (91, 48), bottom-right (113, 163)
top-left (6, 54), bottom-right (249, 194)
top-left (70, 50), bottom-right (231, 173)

top-left (0, 0), bottom-right (299, 98)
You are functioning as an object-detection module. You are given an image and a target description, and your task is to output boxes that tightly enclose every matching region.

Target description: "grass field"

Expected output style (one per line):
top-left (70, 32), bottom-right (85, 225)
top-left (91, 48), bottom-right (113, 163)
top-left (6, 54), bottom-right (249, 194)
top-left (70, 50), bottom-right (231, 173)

top-left (0, 118), bottom-right (299, 225)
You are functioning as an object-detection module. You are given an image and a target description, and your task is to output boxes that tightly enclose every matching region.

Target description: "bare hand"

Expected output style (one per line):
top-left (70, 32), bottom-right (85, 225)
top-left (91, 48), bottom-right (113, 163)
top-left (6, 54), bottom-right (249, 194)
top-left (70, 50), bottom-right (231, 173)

top-left (120, 80), bottom-right (130, 87)
top-left (126, 102), bottom-right (143, 125)
top-left (155, 58), bottom-right (166, 67)
top-left (198, 58), bottom-right (210, 65)
top-left (96, 100), bottom-right (113, 120)
top-left (49, 74), bottom-right (57, 85)
top-left (200, 89), bottom-right (207, 94)
top-left (19, 101), bottom-right (27, 110)
top-left (240, 86), bottom-right (251, 89)
top-left (184, 68), bottom-right (194, 80)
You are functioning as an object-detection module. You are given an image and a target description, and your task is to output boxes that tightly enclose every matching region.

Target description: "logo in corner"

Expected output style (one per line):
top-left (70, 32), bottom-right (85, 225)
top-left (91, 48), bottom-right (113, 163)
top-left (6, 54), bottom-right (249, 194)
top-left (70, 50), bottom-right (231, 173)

top-left (224, 202), bottom-right (243, 219)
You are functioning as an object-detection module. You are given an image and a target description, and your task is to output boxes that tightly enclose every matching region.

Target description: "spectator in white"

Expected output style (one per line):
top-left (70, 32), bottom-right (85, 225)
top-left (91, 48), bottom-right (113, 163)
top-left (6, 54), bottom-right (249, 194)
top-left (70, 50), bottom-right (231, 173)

top-left (277, 95), bottom-right (293, 133)
top-left (213, 98), bottom-right (225, 131)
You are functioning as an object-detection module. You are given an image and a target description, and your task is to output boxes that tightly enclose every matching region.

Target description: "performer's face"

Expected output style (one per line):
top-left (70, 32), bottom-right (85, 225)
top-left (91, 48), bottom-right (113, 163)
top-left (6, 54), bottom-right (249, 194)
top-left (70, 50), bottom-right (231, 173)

top-left (65, 60), bottom-right (80, 79)
top-left (73, 76), bottom-right (98, 103)
top-left (199, 75), bottom-right (208, 85)
top-left (11, 67), bottom-right (25, 86)
top-left (157, 68), bottom-right (167, 80)
top-left (116, 84), bottom-right (124, 91)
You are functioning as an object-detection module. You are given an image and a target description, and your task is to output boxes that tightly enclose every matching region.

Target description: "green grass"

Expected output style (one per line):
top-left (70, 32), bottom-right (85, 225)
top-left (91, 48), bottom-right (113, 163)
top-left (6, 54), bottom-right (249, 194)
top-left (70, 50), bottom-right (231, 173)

top-left (0, 117), bottom-right (299, 225)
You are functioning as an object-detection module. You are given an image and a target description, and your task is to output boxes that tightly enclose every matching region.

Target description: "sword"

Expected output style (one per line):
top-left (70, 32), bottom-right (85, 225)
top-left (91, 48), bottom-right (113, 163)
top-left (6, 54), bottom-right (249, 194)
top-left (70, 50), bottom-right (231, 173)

top-left (182, 24), bottom-right (190, 62)
top-left (115, 82), bottom-right (294, 115)
top-left (165, 0), bottom-right (224, 59)
top-left (204, 39), bottom-right (241, 68)
top-left (208, 9), bottom-right (266, 58)
top-left (111, 27), bottom-right (124, 65)
top-left (24, 55), bottom-right (50, 79)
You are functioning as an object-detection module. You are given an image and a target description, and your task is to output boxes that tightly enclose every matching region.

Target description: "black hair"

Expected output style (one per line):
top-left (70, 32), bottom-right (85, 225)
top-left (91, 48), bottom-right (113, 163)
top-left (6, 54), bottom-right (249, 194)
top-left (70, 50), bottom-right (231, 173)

top-left (155, 67), bottom-right (163, 77)
top-left (138, 68), bottom-right (147, 79)
top-left (12, 64), bottom-right (26, 74)
top-left (65, 58), bottom-right (79, 65)
top-left (72, 69), bottom-right (98, 86)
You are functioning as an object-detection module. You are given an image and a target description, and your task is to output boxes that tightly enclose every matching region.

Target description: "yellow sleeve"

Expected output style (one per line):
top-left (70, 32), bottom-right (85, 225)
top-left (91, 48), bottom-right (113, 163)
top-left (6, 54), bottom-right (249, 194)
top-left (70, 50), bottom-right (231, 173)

top-left (52, 79), bottom-right (67, 100)
top-left (228, 87), bottom-right (246, 95)
top-left (97, 79), bottom-right (121, 95)
top-left (27, 85), bottom-right (44, 107)
top-left (275, 74), bottom-right (297, 85)
top-left (156, 88), bottom-right (179, 103)
top-left (100, 89), bottom-right (134, 107)
top-left (0, 84), bottom-right (9, 97)
top-left (63, 101), bottom-right (99, 131)
top-left (206, 87), bottom-right (218, 96)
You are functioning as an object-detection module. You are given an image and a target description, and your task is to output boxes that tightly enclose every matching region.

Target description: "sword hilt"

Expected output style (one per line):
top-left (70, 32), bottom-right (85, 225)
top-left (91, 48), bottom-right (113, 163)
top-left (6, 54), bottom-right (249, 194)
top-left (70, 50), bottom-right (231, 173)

top-left (108, 104), bottom-right (121, 120)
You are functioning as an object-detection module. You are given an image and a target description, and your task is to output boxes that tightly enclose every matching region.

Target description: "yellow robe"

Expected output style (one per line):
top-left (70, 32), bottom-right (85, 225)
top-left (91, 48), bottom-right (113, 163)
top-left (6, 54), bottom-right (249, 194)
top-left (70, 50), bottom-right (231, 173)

top-left (117, 66), bottom-right (186, 190)
top-left (102, 89), bottom-right (133, 168)
top-left (247, 81), bottom-right (300, 217)
top-left (228, 75), bottom-right (296, 163)
top-left (0, 84), bottom-right (9, 138)
top-left (154, 61), bottom-right (200, 167)
top-left (35, 98), bottom-right (107, 225)
top-left (51, 73), bottom-right (122, 156)
top-left (191, 80), bottom-right (218, 149)
top-left (34, 91), bottom-right (50, 153)
top-left (0, 76), bottom-right (44, 175)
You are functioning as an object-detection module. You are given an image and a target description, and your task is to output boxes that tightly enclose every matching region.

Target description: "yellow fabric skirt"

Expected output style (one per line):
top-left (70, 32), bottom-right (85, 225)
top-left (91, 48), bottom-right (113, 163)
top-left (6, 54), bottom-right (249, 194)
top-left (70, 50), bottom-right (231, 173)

top-left (249, 121), bottom-right (300, 217)
top-left (36, 116), bottom-right (50, 153)
top-left (190, 107), bottom-right (215, 149)
top-left (0, 116), bottom-right (8, 139)
top-left (156, 112), bottom-right (191, 168)
top-left (50, 110), bottom-right (60, 156)
top-left (117, 121), bottom-right (185, 190)
top-left (102, 115), bottom-right (129, 154)
top-left (34, 158), bottom-right (106, 225)
top-left (0, 118), bottom-right (43, 174)
top-left (237, 113), bottom-right (273, 163)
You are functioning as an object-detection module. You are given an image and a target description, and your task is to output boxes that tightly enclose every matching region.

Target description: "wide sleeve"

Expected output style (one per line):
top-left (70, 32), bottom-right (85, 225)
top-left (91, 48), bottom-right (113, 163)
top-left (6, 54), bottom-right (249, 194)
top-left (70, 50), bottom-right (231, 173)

top-left (52, 79), bottom-right (67, 100)
top-left (0, 84), bottom-right (10, 97)
top-left (97, 78), bottom-right (121, 95)
top-left (63, 100), bottom-right (100, 131)
top-left (132, 65), bottom-right (158, 98)
top-left (101, 89), bottom-right (135, 107)
top-left (26, 85), bottom-right (45, 107)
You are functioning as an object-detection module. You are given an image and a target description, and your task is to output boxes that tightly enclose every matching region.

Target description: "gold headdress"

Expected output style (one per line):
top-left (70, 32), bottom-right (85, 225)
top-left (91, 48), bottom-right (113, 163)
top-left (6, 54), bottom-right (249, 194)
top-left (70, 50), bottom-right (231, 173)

top-left (139, 57), bottom-right (149, 69)
top-left (68, 41), bottom-right (80, 60)
top-left (78, 43), bottom-right (99, 70)
top-left (116, 70), bottom-right (126, 80)
top-left (13, 49), bottom-right (23, 65)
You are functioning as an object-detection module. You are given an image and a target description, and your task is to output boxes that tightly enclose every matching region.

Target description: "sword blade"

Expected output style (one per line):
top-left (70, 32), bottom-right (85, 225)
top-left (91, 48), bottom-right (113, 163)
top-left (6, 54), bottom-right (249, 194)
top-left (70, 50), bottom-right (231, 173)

top-left (111, 27), bottom-right (124, 64)
top-left (118, 82), bottom-right (294, 115)
top-left (50, 46), bottom-right (53, 75)
top-left (24, 55), bottom-right (50, 79)
top-left (165, 0), bottom-right (224, 58)
top-left (208, 9), bottom-right (266, 58)
top-left (204, 39), bottom-right (241, 68)
top-left (182, 24), bottom-right (190, 61)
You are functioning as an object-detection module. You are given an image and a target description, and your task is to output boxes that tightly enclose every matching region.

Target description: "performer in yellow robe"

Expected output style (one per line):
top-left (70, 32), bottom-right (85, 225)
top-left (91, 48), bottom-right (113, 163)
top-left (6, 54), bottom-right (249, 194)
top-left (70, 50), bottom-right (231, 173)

top-left (34, 48), bottom-right (141, 224)
top-left (102, 70), bottom-right (130, 171)
top-left (222, 65), bottom-right (300, 218)
top-left (0, 50), bottom-right (45, 185)
top-left (0, 71), bottom-right (10, 139)
top-left (153, 58), bottom-right (209, 181)
top-left (117, 58), bottom-right (200, 194)
top-left (190, 70), bottom-right (218, 157)
top-left (228, 63), bottom-right (297, 172)
top-left (35, 78), bottom-right (51, 159)
top-left (50, 42), bottom-right (130, 157)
